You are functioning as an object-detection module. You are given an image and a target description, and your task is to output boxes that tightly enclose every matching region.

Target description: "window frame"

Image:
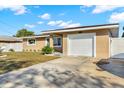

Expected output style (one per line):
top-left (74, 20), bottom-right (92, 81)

top-left (27, 38), bottom-right (36, 46)
top-left (53, 36), bottom-right (62, 47)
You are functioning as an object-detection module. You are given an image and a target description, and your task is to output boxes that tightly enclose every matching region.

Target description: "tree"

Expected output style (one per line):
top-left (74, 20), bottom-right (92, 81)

top-left (15, 29), bottom-right (35, 37)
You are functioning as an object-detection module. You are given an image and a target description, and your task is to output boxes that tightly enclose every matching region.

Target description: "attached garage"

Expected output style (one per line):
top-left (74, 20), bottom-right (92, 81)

top-left (42, 23), bottom-right (119, 58)
top-left (67, 33), bottom-right (96, 57)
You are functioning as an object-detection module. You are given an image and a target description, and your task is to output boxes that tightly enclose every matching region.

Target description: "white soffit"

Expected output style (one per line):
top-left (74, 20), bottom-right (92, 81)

top-left (42, 25), bottom-right (119, 34)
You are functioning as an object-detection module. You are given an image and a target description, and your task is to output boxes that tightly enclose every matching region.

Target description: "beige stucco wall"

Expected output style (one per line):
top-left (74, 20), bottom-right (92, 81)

top-left (49, 35), bottom-right (53, 48)
top-left (23, 37), bottom-right (46, 52)
top-left (96, 30), bottom-right (110, 58)
top-left (60, 29), bottom-right (110, 58)
top-left (62, 33), bottom-right (67, 55)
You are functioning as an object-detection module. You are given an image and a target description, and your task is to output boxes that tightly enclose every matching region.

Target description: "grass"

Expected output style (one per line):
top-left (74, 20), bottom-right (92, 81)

top-left (0, 52), bottom-right (59, 74)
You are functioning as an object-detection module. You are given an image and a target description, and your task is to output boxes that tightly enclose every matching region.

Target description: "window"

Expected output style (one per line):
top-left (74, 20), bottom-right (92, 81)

top-left (53, 37), bottom-right (62, 47)
top-left (28, 39), bottom-right (36, 45)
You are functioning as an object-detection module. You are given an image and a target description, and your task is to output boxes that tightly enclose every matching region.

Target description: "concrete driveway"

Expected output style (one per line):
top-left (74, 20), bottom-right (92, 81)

top-left (0, 56), bottom-right (124, 88)
top-left (98, 59), bottom-right (124, 78)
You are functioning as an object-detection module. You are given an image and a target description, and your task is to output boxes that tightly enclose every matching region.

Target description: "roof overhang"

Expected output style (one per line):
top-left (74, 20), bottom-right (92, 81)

top-left (0, 40), bottom-right (22, 42)
top-left (21, 35), bottom-right (49, 39)
top-left (42, 23), bottom-right (119, 34)
top-left (0, 37), bottom-right (22, 42)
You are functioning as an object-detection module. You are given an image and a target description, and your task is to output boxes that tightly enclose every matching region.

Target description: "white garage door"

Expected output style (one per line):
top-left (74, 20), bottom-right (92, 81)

top-left (68, 33), bottom-right (95, 57)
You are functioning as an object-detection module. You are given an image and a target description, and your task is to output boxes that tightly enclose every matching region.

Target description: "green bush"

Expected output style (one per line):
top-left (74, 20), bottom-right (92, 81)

top-left (9, 49), bottom-right (15, 52)
top-left (41, 46), bottom-right (54, 54)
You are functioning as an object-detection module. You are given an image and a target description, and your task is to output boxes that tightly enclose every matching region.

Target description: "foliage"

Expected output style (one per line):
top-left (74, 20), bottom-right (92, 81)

top-left (41, 46), bottom-right (54, 54)
top-left (9, 49), bottom-right (15, 52)
top-left (15, 29), bottom-right (35, 37)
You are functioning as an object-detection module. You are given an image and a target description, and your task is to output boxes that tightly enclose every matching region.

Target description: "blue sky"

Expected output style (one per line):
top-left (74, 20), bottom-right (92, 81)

top-left (0, 5), bottom-right (124, 36)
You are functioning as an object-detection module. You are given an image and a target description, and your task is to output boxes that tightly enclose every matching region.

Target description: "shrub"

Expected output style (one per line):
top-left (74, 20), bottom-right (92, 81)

top-left (41, 46), bottom-right (54, 54)
top-left (34, 50), bottom-right (37, 52)
top-left (9, 49), bottom-right (15, 52)
top-left (30, 49), bottom-right (32, 52)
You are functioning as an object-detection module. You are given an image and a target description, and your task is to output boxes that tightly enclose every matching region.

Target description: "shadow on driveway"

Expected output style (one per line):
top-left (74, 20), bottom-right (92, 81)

top-left (0, 67), bottom-right (124, 88)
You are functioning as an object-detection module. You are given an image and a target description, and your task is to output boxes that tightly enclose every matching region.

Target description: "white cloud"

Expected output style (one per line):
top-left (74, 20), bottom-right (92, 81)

top-left (24, 21), bottom-right (43, 29)
top-left (48, 20), bottom-right (81, 28)
top-left (84, 5), bottom-right (93, 7)
top-left (38, 13), bottom-right (51, 20)
top-left (59, 13), bottom-right (65, 16)
top-left (66, 23), bottom-right (81, 28)
top-left (0, 5), bottom-right (27, 15)
top-left (80, 5), bottom-right (93, 13)
top-left (47, 21), bottom-right (56, 26)
top-left (24, 24), bottom-right (35, 28)
top-left (109, 12), bottom-right (124, 23)
top-left (37, 21), bottom-right (43, 24)
top-left (33, 6), bottom-right (40, 8)
top-left (92, 5), bottom-right (124, 14)
top-left (58, 20), bottom-right (72, 27)
top-left (80, 6), bottom-right (86, 13)
top-left (48, 20), bottom-right (63, 26)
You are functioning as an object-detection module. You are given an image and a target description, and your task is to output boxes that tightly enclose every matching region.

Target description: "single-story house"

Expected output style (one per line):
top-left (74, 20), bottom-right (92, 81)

top-left (42, 23), bottom-right (119, 59)
top-left (22, 23), bottom-right (119, 58)
top-left (0, 36), bottom-right (23, 52)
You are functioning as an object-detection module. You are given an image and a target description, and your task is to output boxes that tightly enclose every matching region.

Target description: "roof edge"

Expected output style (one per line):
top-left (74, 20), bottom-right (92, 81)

top-left (42, 23), bottom-right (119, 34)
top-left (21, 35), bottom-right (49, 39)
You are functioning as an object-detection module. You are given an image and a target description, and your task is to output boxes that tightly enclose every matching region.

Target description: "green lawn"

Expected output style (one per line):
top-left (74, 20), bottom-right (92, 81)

top-left (0, 52), bottom-right (59, 74)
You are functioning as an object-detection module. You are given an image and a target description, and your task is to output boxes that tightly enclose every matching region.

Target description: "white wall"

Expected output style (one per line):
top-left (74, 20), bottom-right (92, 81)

top-left (111, 38), bottom-right (124, 58)
top-left (0, 42), bottom-right (23, 52)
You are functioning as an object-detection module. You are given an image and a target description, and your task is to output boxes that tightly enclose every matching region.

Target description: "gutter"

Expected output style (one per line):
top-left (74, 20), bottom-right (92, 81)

top-left (42, 25), bottom-right (119, 34)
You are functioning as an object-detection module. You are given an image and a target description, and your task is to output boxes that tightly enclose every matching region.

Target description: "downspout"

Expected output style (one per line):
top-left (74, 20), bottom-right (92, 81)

top-left (108, 29), bottom-right (113, 37)
top-left (108, 29), bottom-right (113, 58)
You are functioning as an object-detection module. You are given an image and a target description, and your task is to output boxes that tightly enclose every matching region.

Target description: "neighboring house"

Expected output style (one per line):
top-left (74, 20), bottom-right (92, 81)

top-left (22, 35), bottom-right (49, 52)
top-left (42, 23), bottom-right (119, 59)
top-left (0, 36), bottom-right (23, 52)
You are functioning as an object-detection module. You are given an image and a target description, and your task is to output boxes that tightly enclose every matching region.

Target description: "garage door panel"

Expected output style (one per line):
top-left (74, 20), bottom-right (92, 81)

top-left (68, 33), bottom-right (95, 57)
